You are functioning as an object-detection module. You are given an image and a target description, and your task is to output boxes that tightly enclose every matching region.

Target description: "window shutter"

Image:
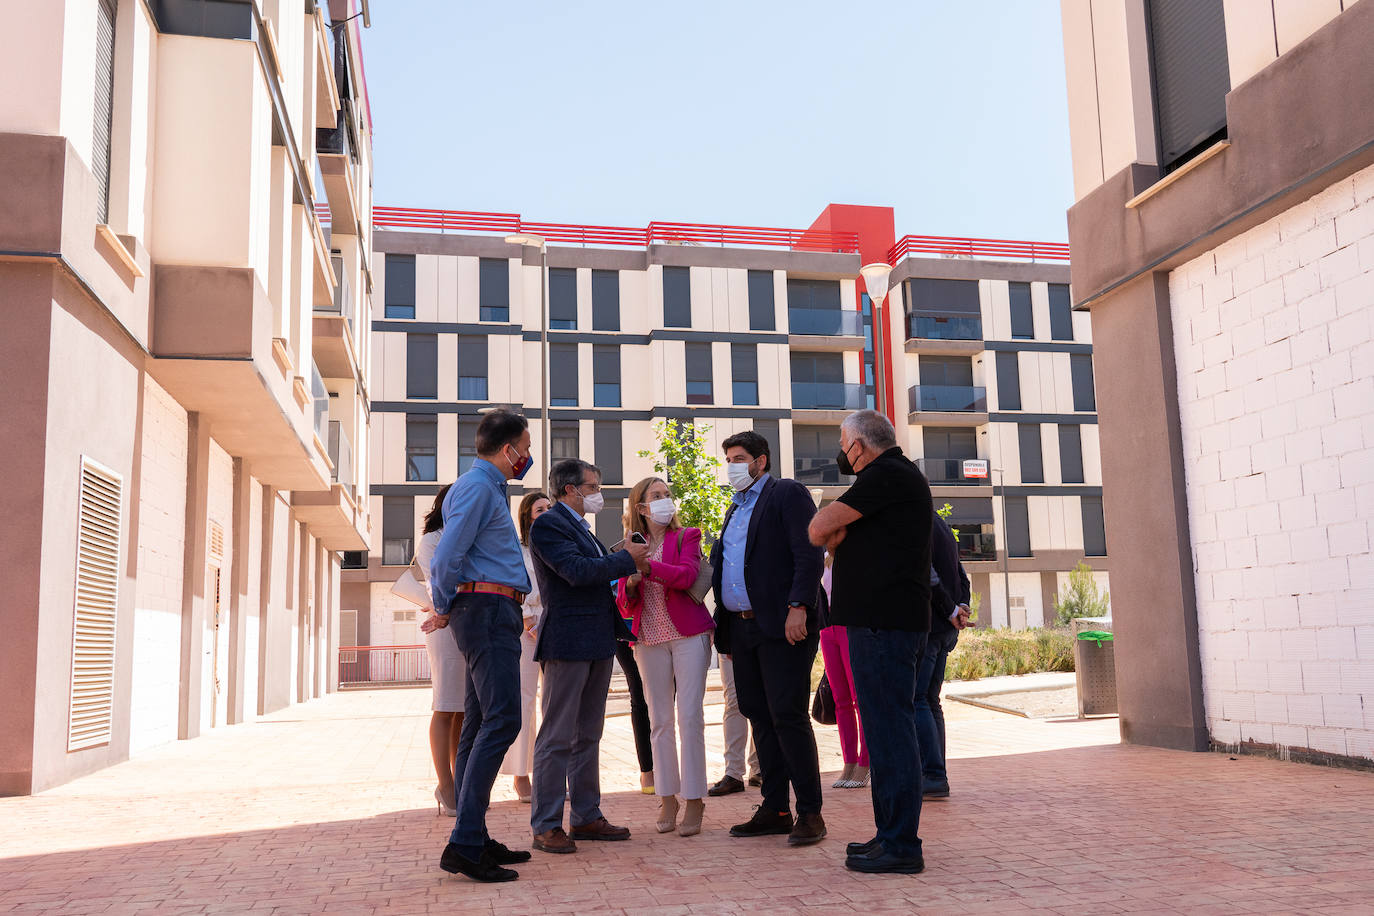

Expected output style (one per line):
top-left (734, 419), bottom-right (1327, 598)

top-left (93, 0), bottom-right (117, 224)
top-left (68, 457), bottom-right (123, 751)
top-left (1148, 0), bottom-right (1231, 173)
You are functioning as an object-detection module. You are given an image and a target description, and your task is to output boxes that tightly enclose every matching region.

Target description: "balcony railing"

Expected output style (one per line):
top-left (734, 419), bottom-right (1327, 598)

top-left (318, 254), bottom-right (355, 327)
top-left (788, 308), bottom-right (864, 336)
top-left (957, 533), bottom-right (998, 562)
top-left (916, 457), bottom-right (987, 486)
top-left (908, 385), bottom-right (987, 413)
top-left (311, 363), bottom-right (329, 442)
top-left (338, 645), bottom-right (430, 688)
top-left (794, 456), bottom-right (854, 486)
top-left (908, 314), bottom-right (982, 341)
top-left (329, 420), bottom-right (352, 494)
top-left (792, 382), bottom-right (865, 410)
top-left (887, 234), bottom-right (1071, 264)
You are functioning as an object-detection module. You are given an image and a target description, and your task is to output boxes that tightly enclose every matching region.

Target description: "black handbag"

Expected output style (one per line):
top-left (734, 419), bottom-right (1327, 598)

top-left (811, 671), bottom-right (837, 725)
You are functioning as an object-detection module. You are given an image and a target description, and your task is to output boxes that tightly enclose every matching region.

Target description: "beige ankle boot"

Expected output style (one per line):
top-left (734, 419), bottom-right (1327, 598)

top-left (656, 795), bottom-right (680, 833)
top-left (678, 798), bottom-right (705, 837)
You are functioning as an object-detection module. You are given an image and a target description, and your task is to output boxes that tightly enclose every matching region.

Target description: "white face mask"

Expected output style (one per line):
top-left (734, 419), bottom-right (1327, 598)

top-left (727, 461), bottom-right (755, 492)
top-left (580, 490), bottom-right (604, 515)
top-left (647, 498), bottom-right (676, 525)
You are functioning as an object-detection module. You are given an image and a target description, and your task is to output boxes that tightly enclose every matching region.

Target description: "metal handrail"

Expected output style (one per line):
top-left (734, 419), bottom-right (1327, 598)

top-left (887, 234), bottom-right (1070, 264)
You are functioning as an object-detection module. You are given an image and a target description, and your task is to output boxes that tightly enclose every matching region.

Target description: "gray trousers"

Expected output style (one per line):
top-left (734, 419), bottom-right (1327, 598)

top-left (530, 656), bottom-right (614, 835)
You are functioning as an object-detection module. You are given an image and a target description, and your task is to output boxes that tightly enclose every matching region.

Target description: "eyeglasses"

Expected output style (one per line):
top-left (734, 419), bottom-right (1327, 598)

top-left (578, 482), bottom-right (602, 495)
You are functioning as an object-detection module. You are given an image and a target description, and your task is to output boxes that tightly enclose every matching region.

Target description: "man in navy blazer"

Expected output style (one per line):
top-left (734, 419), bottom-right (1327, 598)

top-left (527, 458), bottom-right (650, 854)
top-left (709, 431), bottom-right (826, 847)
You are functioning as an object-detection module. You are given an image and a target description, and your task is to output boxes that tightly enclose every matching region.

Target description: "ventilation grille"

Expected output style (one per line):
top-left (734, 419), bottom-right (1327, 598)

top-left (68, 457), bottom-right (123, 752)
top-left (208, 521), bottom-right (224, 560)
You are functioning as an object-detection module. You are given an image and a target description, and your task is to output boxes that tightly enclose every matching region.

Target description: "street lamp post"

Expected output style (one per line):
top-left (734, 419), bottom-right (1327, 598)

top-left (504, 234), bottom-right (549, 483)
top-left (859, 262), bottom-right (893, 417)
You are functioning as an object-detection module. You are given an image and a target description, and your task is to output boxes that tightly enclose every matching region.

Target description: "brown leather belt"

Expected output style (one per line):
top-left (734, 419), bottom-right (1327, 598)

top-left (456, 582), bottom-right (527, 604)
top-left (738, 610), bottom-right (755, 620)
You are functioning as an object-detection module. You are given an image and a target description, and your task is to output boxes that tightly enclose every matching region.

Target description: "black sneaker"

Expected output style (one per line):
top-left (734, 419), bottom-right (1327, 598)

top-left (708, 775), bottom-right (745, 797)
top-left (729, 806), bottom-right (794, 838)
top-left (923, 781), bottom-right (950, 798)
top-left (846, 837), bottom-right (879, 857)
top-left (439, 844), bottom-right (519, 882)
top-left (845, 849), bottom-right (925, 875)
top-left (484, 838), bottom-right (532, 865)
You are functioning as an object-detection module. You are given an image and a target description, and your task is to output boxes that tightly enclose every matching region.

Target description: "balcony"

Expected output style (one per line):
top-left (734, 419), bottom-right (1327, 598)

top-left (907, 385), bottom-right (988, 426)
top-left (916, 457), bottom-right (990, 487)
top-left (317, 95), bottom-right (362, 235)
top-left (791, 382), bottom-right (865, 411)
top-left (313, 256), bottom-right (362, 380)
top-left (788, 308), bottom-right (865, 351)
top-left (904, 314), bottom-right (984, 356)
top-left (957, 533), bottom-right (998, 562)
top-left (794, 456), bottom-right (854, 487)
top-left (329, 420), bottom-right (353, 497)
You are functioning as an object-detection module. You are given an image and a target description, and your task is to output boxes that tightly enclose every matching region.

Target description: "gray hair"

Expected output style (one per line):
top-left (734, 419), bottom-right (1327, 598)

top-left (841, 409), bottom-right (897, 450)
top-left (550, 458), bottom-right (599, 499)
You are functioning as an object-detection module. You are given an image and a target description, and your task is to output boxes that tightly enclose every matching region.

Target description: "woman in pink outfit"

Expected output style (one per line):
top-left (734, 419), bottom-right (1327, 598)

top-left (818, 562), bottom-right (868, 787)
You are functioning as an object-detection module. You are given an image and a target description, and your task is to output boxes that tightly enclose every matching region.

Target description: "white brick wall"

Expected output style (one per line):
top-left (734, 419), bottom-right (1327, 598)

top-left (1171, 162), bottom-right (1374, 761)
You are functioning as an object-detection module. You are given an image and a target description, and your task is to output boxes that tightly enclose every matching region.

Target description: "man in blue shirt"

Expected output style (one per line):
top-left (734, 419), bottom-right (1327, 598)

top-left (421, 409), bottom-right (536, 883)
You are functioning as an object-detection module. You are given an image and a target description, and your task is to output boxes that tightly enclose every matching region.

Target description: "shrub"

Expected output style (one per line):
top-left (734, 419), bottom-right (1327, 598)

top-left (945, 627), bottom-right (1075, 681)
top-left (1053, 561), bottom-right (1110, 625)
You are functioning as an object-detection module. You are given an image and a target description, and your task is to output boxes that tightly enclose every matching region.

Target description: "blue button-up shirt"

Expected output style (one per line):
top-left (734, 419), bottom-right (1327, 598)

top-left (721, 472), bottom-right (770, 612)
top-left (429, 459), bottom-right (531, 613)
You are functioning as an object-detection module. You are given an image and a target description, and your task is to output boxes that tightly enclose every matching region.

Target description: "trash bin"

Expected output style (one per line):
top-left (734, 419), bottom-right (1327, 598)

top-left (1074, 631), bottom-right (1117, 717)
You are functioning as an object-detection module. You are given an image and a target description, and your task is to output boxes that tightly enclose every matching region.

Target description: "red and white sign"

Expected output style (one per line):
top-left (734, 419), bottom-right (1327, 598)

top-left (962, 459), bottom-right (989, 479)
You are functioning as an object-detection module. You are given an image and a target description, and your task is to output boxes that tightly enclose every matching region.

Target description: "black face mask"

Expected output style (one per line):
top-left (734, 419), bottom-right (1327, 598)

top-left (836, 440), bottom-right (860, 476)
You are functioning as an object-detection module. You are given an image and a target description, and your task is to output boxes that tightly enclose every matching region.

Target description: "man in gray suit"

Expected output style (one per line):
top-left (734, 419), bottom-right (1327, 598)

top-left (527, 458), bottom-right (650, 854)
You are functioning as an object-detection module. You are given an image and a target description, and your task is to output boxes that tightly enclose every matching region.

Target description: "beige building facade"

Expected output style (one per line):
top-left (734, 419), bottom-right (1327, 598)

top-left (0, 0), bottom-right (374, 794)
top-left (1060, 0), bottom-right (1373, 761)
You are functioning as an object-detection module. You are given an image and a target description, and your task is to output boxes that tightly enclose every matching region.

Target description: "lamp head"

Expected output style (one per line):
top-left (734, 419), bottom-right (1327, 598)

top-left (859, 262), bottom-right (893, 305)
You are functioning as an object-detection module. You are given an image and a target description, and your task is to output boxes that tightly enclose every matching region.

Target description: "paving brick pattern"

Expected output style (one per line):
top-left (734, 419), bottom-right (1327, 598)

top-left (2, 686), bottom-right (1372, 914)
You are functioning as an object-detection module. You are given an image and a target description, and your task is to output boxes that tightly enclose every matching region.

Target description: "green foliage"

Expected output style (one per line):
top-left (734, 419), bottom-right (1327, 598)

top-left (934, 501), bottom-right (960, 542)
top-left (636, 420), bottom-right (732, 545)
top-left (945, 628), bottom-right (1076, 681)
top-left (1052, 561), bottom-right (1111, 625)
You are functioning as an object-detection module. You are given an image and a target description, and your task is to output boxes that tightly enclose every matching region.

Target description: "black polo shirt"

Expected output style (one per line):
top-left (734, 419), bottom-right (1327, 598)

top-left (829, 446), bottom-right (933, 632)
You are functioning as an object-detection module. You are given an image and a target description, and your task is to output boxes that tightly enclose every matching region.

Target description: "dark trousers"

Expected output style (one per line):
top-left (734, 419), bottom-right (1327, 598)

top-left (447, 594), bottom-right (524, 855)
top-left (914, 627), bottom-right (959, 784)
top-left (615, 640), bottom-right (654, 774)
top-left (848, 626), bottom-right (926, 859)
top-left (730, 614), bottom-right (822, 816)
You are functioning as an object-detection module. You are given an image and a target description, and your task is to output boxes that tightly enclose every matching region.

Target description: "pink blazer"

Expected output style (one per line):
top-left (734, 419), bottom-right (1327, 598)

top-left (615, 527), bottom-right (715, 640)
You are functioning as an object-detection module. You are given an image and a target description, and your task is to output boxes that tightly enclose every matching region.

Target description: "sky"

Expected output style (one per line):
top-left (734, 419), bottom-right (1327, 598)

top-left (359, 1), bottom-right (1074, 243)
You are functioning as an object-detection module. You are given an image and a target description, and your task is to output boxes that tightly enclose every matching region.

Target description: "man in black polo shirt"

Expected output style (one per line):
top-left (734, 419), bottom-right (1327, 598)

top-left (808, 409), bottom-right (932, 875)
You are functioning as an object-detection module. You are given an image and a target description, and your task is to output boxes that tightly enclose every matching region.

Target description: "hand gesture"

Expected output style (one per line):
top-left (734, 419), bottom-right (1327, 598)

top-left (420, 613), bottom-right (449, 633)
top-left (624, 539), bottom-right (652, 573)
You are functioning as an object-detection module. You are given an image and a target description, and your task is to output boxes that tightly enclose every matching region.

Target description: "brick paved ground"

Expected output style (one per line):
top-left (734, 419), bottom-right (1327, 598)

top-left (2, 683), bottom-right (1373, 915)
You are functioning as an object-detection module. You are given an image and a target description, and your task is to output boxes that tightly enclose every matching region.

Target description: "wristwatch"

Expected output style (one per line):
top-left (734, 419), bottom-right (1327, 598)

top-left (788, 602), bottom-right (806, 609)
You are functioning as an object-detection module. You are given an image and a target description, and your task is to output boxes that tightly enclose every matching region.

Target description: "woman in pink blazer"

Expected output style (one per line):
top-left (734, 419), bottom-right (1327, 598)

top-left (616, 476), bottom-right (715, 837)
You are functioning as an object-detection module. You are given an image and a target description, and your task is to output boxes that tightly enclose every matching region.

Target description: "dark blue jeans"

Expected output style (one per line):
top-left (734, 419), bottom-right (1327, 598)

top-left (447, 593), bottom-right (524, 855)
top-left (848, 626), bottom-right (926, 859)
top-left (914, 627), bottom-right (960, 785)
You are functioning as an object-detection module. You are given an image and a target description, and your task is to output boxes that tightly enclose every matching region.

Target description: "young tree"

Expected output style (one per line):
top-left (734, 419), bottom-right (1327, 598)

top-left (636, 419), bottom-right (732, 544)
top-left (1053, 561), bottom-right (1111, 625)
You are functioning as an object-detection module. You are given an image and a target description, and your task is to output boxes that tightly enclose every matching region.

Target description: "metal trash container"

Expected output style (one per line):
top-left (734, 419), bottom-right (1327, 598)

top-left (1074, 631), bottom-right (1117, 717)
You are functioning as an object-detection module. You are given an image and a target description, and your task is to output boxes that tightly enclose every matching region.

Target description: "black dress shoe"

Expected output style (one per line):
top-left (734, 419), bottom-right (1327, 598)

top-left (845, 849), bottom-right (925, 875)
top-left (787, 812), bottom-right (827, 846)
top-left (484, 838), bottom-right (532, 864)
top-left (708, 775), bottom-right (745, 797)
top-left (846, 837), bottom-right (879, 857)
top-left (439, 844), bottom-right (519, 882)
top-left (729, 806), bottom-right (794, 837)
top-left (923, 780), bottom-right (950, 798)
top-left (746, 774), bottom-right (763, 788)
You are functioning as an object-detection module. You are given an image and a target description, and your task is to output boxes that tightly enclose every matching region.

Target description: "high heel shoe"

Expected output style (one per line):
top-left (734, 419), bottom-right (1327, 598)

top-left (832, 763), bottom-right (855, 789)
top-left (655, 795), bottom-right (680, 834)
top-left (848, 765), bottom-right (870, 788)
top-left (677, 798), bottom-right (704, 837)
top-left (435, 786), bottom-right (456, 817)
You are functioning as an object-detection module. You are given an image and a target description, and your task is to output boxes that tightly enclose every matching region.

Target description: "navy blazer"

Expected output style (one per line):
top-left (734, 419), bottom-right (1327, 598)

top-left (930, 514), bottom-right (971, 634)
top-left (709, 476), bottom-right (824, 652)
top-left (529, 503), bottom-right (637, 662)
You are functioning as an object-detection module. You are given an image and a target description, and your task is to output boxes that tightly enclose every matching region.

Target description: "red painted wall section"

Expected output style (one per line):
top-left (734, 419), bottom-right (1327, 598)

top-left (806, 205), bottom-right (898, 419)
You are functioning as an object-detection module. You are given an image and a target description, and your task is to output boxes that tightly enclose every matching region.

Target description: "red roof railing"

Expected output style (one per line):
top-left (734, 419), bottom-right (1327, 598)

top-left (887, 234), bottom-right (1071, 264)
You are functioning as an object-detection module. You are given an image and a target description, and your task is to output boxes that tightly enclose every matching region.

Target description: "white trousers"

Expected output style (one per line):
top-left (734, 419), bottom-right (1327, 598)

top-left (499, 628), bottom-right (541, 776)
top-left (634, 632), bottom-right (712, 800)
top-left (718, 652), bottom-right (759, 780)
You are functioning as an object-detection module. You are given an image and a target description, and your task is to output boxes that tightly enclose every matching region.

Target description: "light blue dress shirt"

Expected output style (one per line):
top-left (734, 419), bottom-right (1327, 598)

top-left (429, 459), bottom-right (532, 613)
top-left (721, 472), bottom-right (770, 613)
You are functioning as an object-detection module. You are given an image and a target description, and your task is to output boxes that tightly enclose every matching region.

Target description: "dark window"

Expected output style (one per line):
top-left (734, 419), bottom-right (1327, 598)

top-left (1049, 284), bottom-right (1074, 341)
top-left (1018, 424), bottom-right (1044, 484)
top-left (593, 345), bottom-right (620, 408)
top-left (406, 334), bottom-right (437, 399)
top-left (921, 427), bottom-right (978, 485)
top-left (754, 419), bottom-right (780, 475)
top-left (747, 270), bottom-right (775, 331)
top-left (1059, 425), bottom-right (1084, 484)
top-left (995, 351), bottom-right (1021, 411)
top-left (594, 421), bottom-right (622, 485)
top-left (663, 266), bottom-right (692, 327)
top-left (906, 278), bottom-right (980, 313)
top-left (790, 352), bottom-right (844, 384)
top-left (1009, 282), bottom-right (1034, 339)
top-left (1148, 0), bottom-right (1230, 174)
top-left (551, 420), bottom-right (580, 462)
top-left (1081, 495), bottom-right (1107, 556)
top-left (341, 551), bottom-right (367, 570)
top-left (550, 344), bottom-right (578, 407)
top-left (479, 258), bottom-right (509, 321)
top-left (786, 278), bottom-right (842, 311)
top-left (731, 344), bottom-right (758, 406)
top-left (1004, 495), bottom-right (1032, 558)
top-left (458, 417), bottom-right (480, 475)
top-left (595, 498), bottom-right (624, 548)
top-left (592, 270), bottom-right (620, 331)
top-left (406, 415), bottom-right (437, 481)
top-left (793, 425), bottom-right (849, 485)
top-left (382, 496), bottom-right (414, 565)
top-left (94, 0), bottom-right (116, 224)
top-left (685, 342), bottom-right (712, 404)
top-left (457, 336), bottom-right (487, 400)
top-left (549, 267), bottom-right (577, 330)
top-left (385, 254), bottom-right (416, 319)
top-left (1071, 354), bottom-right (1096, 411)
top-left (919, 356), bottom-right (974, 387)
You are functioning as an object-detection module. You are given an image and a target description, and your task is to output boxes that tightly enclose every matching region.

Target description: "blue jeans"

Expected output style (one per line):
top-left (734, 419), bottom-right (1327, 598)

top-left (847, 626), bottom-right (926, 859)
top-left (914, 627), bottom-right (960, 785)
top-left (447, 593), bottom-right (524, 854)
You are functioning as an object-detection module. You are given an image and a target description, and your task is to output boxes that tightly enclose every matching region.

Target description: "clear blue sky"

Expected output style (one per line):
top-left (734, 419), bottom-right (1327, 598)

top-left (360, 1), bottom-right (1073, 242)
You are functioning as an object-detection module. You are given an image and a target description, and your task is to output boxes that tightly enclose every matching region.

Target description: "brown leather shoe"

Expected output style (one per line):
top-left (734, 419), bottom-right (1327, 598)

top-left (570, 816), bottom-right (631, 841)
top-left (787, 812), bottom-right (827, 846)
top-left (532, 827), bottom-right (577, 854)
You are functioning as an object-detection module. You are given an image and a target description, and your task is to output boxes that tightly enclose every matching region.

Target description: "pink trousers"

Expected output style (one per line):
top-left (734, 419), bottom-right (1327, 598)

top-left (819, 625), bottom-right (868, 767)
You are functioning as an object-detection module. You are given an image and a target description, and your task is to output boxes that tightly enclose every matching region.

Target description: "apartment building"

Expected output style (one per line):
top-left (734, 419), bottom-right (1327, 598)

top-left (343, 204), bottom-right (1106, 649)
top-left (1059, 0), bottom-right (1373, 762)
top-left (0, 0), bottom-right (374, 794)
